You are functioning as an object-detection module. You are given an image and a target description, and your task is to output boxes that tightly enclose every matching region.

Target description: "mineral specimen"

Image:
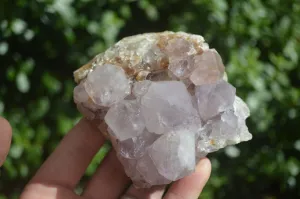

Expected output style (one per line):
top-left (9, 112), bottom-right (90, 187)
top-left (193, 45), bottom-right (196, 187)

top-left (73, 31), bottom-right (252, 188)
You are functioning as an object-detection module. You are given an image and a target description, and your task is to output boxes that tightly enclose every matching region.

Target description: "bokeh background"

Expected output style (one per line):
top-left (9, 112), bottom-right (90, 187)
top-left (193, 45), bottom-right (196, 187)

top-left (1, 0), bottom-right (300, 198)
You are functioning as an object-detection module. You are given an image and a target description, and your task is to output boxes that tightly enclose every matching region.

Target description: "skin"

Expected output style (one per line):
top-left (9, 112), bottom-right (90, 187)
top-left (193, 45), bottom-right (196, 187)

top-left (0, 117), bottom-right (12, 167)
top-left (10, 118), bottom-right (211, 199)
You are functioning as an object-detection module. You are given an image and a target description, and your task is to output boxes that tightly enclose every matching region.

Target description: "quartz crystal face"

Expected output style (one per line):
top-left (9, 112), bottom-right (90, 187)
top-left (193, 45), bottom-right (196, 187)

top-left (84, 64), bottom-right (131, 107)
top-left (140, 81), bottom-right (196, 134)
top-left (73, 31), bottom-right (252, 188)
top-left (149, 130), bottom-right (196, 181)
top-left (104, 100), bottom-right (145, 141)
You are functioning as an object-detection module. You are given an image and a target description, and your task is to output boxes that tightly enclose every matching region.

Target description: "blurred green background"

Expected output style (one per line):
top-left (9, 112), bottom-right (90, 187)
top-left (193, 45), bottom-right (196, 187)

top-left (0, 0), bottom-right (300, 198)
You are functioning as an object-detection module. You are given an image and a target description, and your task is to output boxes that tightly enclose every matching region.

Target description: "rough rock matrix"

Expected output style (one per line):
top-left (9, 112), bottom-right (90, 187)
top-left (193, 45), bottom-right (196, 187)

top-left (73, 31), bottom-right (252, 188)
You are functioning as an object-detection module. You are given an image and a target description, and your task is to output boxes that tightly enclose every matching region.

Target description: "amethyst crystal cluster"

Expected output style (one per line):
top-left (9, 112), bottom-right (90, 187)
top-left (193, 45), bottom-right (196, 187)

top-left (73, 31), bottom-right (252, 188)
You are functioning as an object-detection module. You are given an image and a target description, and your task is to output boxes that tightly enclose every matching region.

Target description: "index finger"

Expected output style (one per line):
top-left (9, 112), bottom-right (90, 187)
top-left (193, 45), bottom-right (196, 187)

top-left (164, 158), bottom-right (211, 199)
top-left (29, 118), bottom-right (106, 189)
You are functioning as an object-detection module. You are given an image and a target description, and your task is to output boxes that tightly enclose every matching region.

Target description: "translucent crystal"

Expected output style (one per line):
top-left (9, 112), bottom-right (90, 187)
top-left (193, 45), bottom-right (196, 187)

top-left (195, 80), bottom-right (236, 121)
top-left (196, 107), bottom-right (249, 155)
top-left (233, 96), bottom-right (250, 119)
top-left (165, 38), bottom-right (194, 57)
top-left (74, 83), bottom-right (89, 104)
top-left (217, 110), bottom-right (240, 143)
top-left (149, 130), bottom-right (195, 181)
top-left (105, 100), bottom-right (145, 141)
top-left (238, 120), bottom-right (252, 141)
top-left (168, 56), bottom-right (196, 78)
top-left (140, 81), bottom-right (197, 134)
top-left (73, 32), bottom-right (252, 188)
top-left (117, 155), bottom-right (137, 177)
top-left (117, 156), bottom-right (150, 188)
top-left (233, 96), bottom-right (252, 141)
top-left (196, 118), bottom-right (233, 154)
top-left (190, 49), bottom-right (225, 86)
top-left (136, 153), bottom-right (171, 185)
top-left (84, 64), bottom-right (131, 107)
top-left (143, 46), bottom-right (166, 70)
top-left (196, 138), bottom-right (220, 154)
top-left (118, 130), bottom-right (160, 159)
top-left (133, 80), bottom-right (152, 98)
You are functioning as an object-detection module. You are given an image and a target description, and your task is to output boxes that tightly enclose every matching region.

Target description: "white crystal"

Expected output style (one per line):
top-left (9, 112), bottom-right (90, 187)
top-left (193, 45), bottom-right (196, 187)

top-left (105, 100), bottom-right (145, 141)
top-left (117, 156), bottom-right (137, 177)
top-left (165, 38), bottom-right (194, 57)
top-left (84, 64), bottom-right (131, 107)
top-left (195, 80), bottom-right (236, 121)
top-left (190, 49), bottom-right (225, 86)
top-left (196, 138), bottom-right (220, 154)
top-left (232, 96), bottom-right (252, 141)
top-left (136, 153), bottom-right (171, 185)
top-left (141, 81), bottom-right (197, 134)
top-left (149, 130), bottom-right (195, 181)
top-left (233, 96), bottom-right (250, 119)
top-left (217, 110), bottom-right (240, 143)
top-left (118, 130), bottom-right (160, 159)
top-left (133, 80), bottom-right (151, 98)
top-left (168, 56), bottom-right (196, 78)
top-left (196, 107), bottom-right (250, 155)
top-left (196, 120), bottom-right (232, 154)
top-left (117, 156), bottom-right (150, 188)
top-left (73, 83), bottom-right (97, 119)
top-left (143, 45), bottom-right (166, 70)
top-left (238, 121), bottom-right (252, 141)
top-left (74, 83), bottom-right (89, 104)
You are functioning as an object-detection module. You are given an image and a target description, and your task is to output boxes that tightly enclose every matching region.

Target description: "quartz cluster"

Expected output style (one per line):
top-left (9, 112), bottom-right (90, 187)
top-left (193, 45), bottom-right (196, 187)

top-left (73, 31), bottom-right (252, 188)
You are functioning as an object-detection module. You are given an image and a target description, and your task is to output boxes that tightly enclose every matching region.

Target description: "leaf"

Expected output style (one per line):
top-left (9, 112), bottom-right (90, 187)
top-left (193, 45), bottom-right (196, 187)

top-left (42, 73), bottom-right (62, 94)
top-left (9, 145), bottom-right (24, 159)
top-left (11, 19), bottom-right (27, 35)
top-left (29, 97), bottom-right (50, 120)
top-left (0, 42), bottom-right (9, 55)
top-left (16, 72), bottom-right (30, 93)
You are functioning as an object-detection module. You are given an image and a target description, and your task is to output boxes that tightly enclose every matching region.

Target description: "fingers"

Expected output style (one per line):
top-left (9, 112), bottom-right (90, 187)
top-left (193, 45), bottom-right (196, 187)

top-left (29, 118), bottom-right (106, 189)
top-left (20, 183), bottom-right (81, 199)
top-left (121, 158), bottom-right (211, 199)
top-left (82, 150), bottom-right (131, 199)
top-left (123, 185), bottom-right (166, 199)
top-left (0, 117), bottom-right (12, 166)
top-left (163, 158), bottom-right (211, 199)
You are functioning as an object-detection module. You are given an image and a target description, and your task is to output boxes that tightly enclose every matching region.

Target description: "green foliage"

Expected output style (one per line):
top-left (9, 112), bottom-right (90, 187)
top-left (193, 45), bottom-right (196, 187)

top-left (0, 0), bottom-right (300, 198)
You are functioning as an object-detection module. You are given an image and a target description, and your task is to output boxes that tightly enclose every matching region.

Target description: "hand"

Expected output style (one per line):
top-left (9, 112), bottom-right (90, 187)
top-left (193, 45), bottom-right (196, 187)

top-left (0, 117), bottom-right (12, 167)
top-left (21, 119), bottom-right (211, 199)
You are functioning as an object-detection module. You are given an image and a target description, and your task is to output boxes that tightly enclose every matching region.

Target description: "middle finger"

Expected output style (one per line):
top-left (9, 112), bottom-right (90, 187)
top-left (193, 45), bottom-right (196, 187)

top-left (82, 150), bottom-right (131, 199)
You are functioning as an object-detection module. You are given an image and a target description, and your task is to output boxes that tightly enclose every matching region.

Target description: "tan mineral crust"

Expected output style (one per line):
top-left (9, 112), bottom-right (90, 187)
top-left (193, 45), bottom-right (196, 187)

top-left (73, 31), bottom-right (252, 188)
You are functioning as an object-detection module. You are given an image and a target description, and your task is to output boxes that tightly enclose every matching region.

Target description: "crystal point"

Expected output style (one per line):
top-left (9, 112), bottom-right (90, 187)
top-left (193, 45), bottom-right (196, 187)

top-left (140, 81), bottom-right (196, 134)
top-left (195, 80), bottom-right (236, 121)
top-left (105, 100), bottom-right (145, 141)
top-left (149, 130), bottom-right (195, 181)
top-left (84, 64), bottom-right (131, 107)
top-left (190, 49), bottom-right (225, 86)
top-left (118, 130), bottom-right (159, 159)
top-left (136, 153), bottom-right (171, 185)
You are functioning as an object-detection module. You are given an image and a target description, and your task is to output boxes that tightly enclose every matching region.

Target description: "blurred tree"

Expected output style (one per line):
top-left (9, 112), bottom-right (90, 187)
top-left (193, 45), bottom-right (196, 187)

top-left (0, 0), bottom-right (299, 198)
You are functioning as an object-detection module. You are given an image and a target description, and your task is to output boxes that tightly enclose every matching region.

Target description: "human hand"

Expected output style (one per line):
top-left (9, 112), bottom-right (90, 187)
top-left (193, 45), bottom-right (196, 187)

top-left (20, 119), bottom-right (211, 199)
top-left (0, 117), bottom-right (12, 167)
